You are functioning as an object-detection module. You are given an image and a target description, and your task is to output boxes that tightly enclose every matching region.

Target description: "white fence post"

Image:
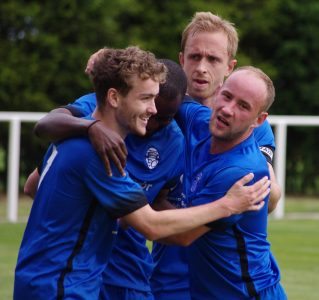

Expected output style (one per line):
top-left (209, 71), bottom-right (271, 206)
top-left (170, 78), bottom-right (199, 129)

top-left (0, 112), bottom-right (46, 223)
top-left (272, 122), bottom-right (287, 219)
top-left (7, 118), bottom-right (21, 222)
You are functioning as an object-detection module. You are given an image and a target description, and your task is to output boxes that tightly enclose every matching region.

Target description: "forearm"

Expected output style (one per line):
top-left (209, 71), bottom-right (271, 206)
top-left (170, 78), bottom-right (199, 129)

top-left (24, 168), bottom-right (40, 199)
top-left (156, 225), bottom-right (210, 246)
top-left (125, 199), bottom-right (230, 241)
top-left (34, 108), bottom-right (92, 142)
top-left (268, 163), bottom-right (281, 213)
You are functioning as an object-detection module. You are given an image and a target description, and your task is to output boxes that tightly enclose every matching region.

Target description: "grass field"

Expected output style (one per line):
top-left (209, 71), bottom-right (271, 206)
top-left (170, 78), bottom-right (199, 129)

top-left (1, 196), bottom-right (319, 299)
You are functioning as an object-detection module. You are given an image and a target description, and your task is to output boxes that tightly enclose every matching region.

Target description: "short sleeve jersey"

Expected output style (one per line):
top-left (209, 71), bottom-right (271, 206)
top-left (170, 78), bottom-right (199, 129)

top-left (176, 101), bottom-right (280, 299)
top-left (65, 93), bottom-right (185, 292)
top-left (150, 97), bottom-right (276, 297)
top-left (14, 136), bottom-right (147, 300)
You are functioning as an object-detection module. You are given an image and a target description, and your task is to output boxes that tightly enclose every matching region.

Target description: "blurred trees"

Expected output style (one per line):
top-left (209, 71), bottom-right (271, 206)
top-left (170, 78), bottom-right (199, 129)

top-left (0, 0), bottom-right (318, 195)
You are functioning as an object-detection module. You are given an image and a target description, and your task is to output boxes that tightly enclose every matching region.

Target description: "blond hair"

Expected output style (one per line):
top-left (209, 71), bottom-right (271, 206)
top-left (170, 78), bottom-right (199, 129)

top-left (181, 12), bottom-right (239, 59)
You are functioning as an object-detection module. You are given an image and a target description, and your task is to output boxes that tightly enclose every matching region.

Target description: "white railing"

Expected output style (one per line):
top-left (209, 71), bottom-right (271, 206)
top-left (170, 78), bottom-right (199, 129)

top-left (0, 112), bottom-right (46, 222)
top-left (268, 115), bottom-right (319, 218)
top-left (1, 112), bottom-right (319, 222)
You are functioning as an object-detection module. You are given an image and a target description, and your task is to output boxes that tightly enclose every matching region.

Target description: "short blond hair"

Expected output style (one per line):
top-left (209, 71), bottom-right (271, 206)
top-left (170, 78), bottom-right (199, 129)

top-left (181, 12), bottom-right (239, 59)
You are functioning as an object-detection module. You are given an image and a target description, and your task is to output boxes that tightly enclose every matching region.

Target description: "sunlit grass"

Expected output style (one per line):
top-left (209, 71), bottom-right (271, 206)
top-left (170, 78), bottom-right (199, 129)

top-left (0, 196), bottom-right (318, 300)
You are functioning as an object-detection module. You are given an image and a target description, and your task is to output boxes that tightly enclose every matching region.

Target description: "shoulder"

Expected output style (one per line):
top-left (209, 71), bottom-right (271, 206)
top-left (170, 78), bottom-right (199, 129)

top-left (253, 119), bottom-right (275, 148)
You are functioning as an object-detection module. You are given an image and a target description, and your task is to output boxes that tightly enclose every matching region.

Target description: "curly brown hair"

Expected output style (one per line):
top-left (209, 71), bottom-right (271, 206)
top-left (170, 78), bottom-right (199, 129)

top-left (91, 46), bottom-right (167, 107)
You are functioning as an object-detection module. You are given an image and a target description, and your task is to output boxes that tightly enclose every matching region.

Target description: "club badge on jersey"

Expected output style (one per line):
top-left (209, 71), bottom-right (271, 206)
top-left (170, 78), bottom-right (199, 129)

top-left (145, 147), bottom-right (160, 169)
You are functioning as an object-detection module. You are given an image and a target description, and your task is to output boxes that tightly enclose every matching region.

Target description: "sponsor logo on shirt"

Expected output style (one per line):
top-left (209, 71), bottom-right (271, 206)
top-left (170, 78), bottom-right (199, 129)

top-left (191, 172), bottom-right (203, 193)
top-left (145, 147), bottom-right (159, 169)
top-left (140, 182), bottom-right (153, 191)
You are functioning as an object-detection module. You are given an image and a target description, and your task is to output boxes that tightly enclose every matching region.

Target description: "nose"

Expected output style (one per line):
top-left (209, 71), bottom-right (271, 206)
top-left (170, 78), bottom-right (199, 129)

top-left (195, 58), bottom-right (208, 73)
top-left (220, 102), bottom-right (234, 117)
top-left (147, 98), bottom-right (157, 116)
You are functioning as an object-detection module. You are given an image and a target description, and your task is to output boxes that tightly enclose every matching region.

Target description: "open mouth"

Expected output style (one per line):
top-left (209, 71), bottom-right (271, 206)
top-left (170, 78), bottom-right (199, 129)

top-left (193, 78), bottom-right (209, 88)
top-left (217, 115), bottom-right (229, 126)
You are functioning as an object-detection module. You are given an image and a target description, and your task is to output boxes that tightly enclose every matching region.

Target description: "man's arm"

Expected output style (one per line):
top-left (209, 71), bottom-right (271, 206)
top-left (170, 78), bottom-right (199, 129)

top-left (267, 163), bottom-right (281, 213)
top-left (122, 173), bottom-right (270, 241)
top-left (24, 168), bottom-right (40, 198)
top-left (34, 107), bottom-right (127, 176)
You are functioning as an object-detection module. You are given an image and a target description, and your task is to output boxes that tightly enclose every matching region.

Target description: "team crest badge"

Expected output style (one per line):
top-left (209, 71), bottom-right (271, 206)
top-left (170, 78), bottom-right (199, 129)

top-left (145, 147), bottom-right (159, 169)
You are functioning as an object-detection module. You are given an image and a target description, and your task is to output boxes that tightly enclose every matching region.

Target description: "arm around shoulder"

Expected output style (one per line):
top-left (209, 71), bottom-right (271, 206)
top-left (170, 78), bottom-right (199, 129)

top-left (34, 107), bottom-right (91, 141)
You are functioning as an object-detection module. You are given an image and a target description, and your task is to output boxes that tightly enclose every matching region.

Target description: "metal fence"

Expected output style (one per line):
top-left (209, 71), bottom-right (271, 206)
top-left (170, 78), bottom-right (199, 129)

top-left (1, 112), bottom-right (319, 222)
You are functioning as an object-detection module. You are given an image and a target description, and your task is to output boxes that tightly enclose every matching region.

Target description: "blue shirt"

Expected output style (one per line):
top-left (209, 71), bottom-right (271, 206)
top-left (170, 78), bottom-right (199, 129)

top-left (66, 93), bottom-right (184, 293)
top-left (14, 137), bottom-right (147, 300)
top-left (179, 100), bottom-right (280, 299)
top-left (150, 97), bottom-right (276, 298)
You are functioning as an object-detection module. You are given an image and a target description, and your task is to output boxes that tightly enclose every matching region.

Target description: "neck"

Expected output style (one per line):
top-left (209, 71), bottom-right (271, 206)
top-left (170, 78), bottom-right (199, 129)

top-left (92, 108), bottom-right (127, 139)
top-left (210, 129), bottom-right (253, 154)
top-left (187, 93), bottom-right (214, 108)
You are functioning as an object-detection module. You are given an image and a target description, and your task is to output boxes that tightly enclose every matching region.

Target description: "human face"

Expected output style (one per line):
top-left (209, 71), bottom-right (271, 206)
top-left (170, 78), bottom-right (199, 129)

top-left (116, 75), bottom-right (158, 136)
top-left (179, 31), bottom-right (236, 107)
top-left (209, 71), bottom-right (268, 151)
top-left (145, 93), bottom-right (183, 136)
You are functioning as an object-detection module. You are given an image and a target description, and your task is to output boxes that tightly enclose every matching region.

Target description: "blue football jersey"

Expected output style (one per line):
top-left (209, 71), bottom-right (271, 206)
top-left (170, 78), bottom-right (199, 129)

top-left (65, 93), bottom-right (185, 294)
top-left (14, 136), bottom-right (147, 300)
top-left (151, 97), bottom-right (277, 299)
top-left (177, 101), bottom-right (281, 299)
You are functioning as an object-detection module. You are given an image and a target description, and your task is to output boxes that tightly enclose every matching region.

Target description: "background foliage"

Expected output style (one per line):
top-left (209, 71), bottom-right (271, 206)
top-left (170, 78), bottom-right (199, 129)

top-left (0, 0), bottom-right (318, 195)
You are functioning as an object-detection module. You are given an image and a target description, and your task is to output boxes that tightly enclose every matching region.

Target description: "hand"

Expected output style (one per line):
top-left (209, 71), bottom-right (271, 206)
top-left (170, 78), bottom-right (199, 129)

top-left (224, 173), bottom-right (270, 215)
top-left (88, 120), bottom-right (128, 176)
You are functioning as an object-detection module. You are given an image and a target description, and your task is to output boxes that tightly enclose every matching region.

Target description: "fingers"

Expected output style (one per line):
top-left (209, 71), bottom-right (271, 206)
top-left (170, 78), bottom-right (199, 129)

top-left (236, 173), bottom-right (254, 186)
top-left (106, 150), bottom-right (126, 177)
top-left (249, 201), bottom-right (265, 211)
top-left (114, 144), bottom-right (127, 168)
top-left (259, 188), bottom-right (271, 202)
top-left (101, 156), bottom-right (112, 177)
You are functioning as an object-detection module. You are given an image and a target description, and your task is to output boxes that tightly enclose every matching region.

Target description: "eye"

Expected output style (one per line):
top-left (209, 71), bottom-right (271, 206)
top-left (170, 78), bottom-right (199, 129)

top-left (221, 92), bottom-right (231, 100)
top-left (239, 102), bottom-right (250, 110)
top-left (208, 56), bottom-right (218, 63)
top-left (189, 54), bottom-right (201, 61)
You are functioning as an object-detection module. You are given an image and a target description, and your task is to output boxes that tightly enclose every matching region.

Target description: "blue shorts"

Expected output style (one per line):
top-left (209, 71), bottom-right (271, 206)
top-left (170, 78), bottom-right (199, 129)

top-left (257, 282), bottom-right (287, 300)
top-left (153, 288), bottom-right (191, 300)
top-left (99, 284), bottom-right (154, 300)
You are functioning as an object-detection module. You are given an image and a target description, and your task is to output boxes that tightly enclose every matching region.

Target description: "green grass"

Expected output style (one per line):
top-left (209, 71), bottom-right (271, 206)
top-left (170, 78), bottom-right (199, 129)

top-left (268, 219), bottom-right (319, 300)
top-left (1, 196), bottom-right (319, 299)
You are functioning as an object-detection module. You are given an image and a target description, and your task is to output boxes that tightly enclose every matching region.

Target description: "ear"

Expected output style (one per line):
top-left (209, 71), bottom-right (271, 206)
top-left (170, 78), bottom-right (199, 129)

top-left (252, 112), bottom-right (268, 128)
top-left (179, 52), bottom-right (184, 67)
top-left (107, 88), bottom-right (120, 108)
top-left (225, 59), bottom-right (237, 77)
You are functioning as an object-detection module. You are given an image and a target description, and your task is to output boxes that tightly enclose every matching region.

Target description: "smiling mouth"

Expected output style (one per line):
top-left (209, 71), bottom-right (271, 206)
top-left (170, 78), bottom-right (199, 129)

top-left (141, 116), bottom-right (150, 125)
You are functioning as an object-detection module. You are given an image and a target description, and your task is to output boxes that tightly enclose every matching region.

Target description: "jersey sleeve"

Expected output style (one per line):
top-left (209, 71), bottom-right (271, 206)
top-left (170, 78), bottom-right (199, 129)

top-left (85, 154), bottom-right (148, 219)
top-left (64, 93), bottom-right (97, 117)
top-left (176, 100), bottom-right (212, 140)
top-left (175, 100), bottom-right (197, 134)
top-left (254, 120), bottom-right (275, 164)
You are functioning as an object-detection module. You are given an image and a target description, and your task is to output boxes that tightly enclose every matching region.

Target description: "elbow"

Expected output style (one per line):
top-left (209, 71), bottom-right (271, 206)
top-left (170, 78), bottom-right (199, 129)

top-left (142, 227), bottom-right (162, 241)
top-left (179, 239), bottom-right (193, 247)
top-left (33, 118), bottom-right (47, 138)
